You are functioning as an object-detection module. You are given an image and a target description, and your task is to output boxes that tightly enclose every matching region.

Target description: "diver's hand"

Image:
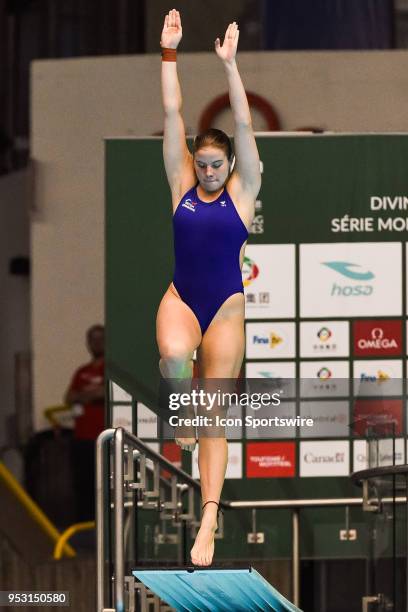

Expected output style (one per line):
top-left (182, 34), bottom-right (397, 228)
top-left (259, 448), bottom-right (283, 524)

top-left (215, 21), bottom-right (239, 64)
top-left (161, 8), bottom-right (182, 49)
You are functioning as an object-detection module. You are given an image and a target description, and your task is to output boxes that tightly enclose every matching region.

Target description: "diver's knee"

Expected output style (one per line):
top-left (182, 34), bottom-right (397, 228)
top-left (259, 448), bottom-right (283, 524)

top-left (159, 345), bottom-right (192, 377)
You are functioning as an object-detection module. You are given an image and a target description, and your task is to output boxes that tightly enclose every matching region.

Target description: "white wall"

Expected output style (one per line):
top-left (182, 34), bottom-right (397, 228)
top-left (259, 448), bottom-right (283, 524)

top-left (31, 50), bottom-right (408, 430)
top-left (0, 170), bottom-right (30, 446)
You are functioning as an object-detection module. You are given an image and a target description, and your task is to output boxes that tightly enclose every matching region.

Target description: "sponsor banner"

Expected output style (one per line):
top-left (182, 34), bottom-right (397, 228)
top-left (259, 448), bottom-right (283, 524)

top-left (299, 362), bottom-right (349, 398)
top-left (376, 438), bottom-right (405, 467)
top-left (112, 404), bottom-right (132, 433)
top-left (246, 322), bottom-right (296, 359)
top-left (137, 403), bottom-right (158, 438)
top-left (352, 399), bottom-right (403, 436)
top-left (162, 442), bottom-right (181, 467)
top-left (406, 245), bottom-right (408, 315)
top-left (300, 242), bottom-right (402, 317)
top-left (353, 319), bottom-right (402, 357)
top-left (111, 381), bottom-right (132, 402)
top-left (144, 441), bottom-right (160, 471)
top-left (352, 440), bottom-right (368, 472)
top-left (300, 401), bottom-right (349, 438)
top-left (300, 440), bottom-right (350, 477)
top-left (225, 404), bottom-right (243, 439)
top-left (249, 200), bottom-right (264, 234)
top-left (246, 402), bottom-right (297, 439)
top-left (161, 441), bottom-right (182, 478)
top-left (353, 439), bottom-right (405, 472)
top-left (245, 362), bottom-right (296, 398)
top-left (193, 442), bottom-right (242, 479)
top-left (246, 441), bottom-right (296, 478)
top-left (243, 244), bottom-right (295, 319)
top-left (246, 361), bottom-right (296, 378)
top-left (405, 400), bottom-right (408, 432)
top-left (353, 360), bottom-right (403, 397)
top-left (300, 321), bottom-right (350, 358)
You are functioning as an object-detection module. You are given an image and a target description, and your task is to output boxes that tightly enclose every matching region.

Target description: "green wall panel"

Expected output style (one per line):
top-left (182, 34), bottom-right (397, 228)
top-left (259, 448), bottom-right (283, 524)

top-left (106, 134), bottom-right (408, 559)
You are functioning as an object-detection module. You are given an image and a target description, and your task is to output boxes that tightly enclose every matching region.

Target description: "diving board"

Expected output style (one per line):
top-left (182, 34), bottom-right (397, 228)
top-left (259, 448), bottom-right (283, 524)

top-left (132, 567), bottom-right (302, 612)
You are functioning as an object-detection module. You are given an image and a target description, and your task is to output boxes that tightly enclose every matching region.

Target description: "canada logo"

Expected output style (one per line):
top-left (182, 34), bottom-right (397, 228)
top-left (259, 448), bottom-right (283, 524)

top-left (182, 198), bottom-right (197, 212)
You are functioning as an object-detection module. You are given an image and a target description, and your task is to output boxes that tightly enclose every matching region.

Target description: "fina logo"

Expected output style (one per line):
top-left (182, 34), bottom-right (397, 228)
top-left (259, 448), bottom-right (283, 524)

top-left (360, 369), bottom-right (390, 383)
top-left (252, 332), bottom-right (283, 348)
top-left (322, 261), bottom-right (375, 297)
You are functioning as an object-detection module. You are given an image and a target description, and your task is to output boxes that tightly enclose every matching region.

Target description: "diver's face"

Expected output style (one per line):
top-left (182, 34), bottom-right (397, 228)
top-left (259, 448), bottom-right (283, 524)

top-left (194, 146), bottom-right (229, 193)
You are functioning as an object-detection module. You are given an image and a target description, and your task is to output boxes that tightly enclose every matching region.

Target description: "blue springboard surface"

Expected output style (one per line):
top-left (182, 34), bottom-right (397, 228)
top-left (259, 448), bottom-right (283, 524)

top-left (132, 567), bottom-right (302, 612)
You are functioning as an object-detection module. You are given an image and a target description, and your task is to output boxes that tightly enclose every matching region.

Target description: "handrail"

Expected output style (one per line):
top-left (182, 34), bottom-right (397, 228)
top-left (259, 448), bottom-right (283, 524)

top-left (115, 429), bottom-right (408, 508)
top-left (114, 428), bottom-right (125, 612)
top-left (121, 429), bottom-right (202, 492)
top-left (351, 464), bottom-right (408, 486)
top-left (96, 428), bottom-right (200, 610)
top-left (53, 521), bottom-right (95, 560)
top-left (43, 404), bottom-right (73, 427)
top-left (0, 461), bottom-right (75, 558)
top-left (98, 428), bottom-right (408, 611)
top-left (97, 428), bottom-right (116, 612)
top-left (352, 464), bottom-right (408, 609)
top-left (228, 497), bottom-right (406, 508)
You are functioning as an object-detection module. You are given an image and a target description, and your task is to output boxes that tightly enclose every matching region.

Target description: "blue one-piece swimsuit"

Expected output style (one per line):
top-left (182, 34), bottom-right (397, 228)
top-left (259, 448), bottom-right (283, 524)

top-left (172, 184), bottom-right (249, 335)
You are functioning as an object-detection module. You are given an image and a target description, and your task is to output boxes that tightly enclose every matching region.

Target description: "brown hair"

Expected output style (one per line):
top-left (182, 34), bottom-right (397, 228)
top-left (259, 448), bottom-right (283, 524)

top-left (86, 324), bottom-right (104, 342)
top-left (193, 128), bottom-right (233, 161)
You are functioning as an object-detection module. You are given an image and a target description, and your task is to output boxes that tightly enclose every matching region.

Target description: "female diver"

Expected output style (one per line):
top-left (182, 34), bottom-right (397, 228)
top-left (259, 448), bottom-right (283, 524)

top-left (156, 9), bottom-right (261, 567)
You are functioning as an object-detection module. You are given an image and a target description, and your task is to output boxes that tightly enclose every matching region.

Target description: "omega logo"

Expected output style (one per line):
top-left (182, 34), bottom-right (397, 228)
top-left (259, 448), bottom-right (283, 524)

top-left (357, 326), bottom-right (397, 350)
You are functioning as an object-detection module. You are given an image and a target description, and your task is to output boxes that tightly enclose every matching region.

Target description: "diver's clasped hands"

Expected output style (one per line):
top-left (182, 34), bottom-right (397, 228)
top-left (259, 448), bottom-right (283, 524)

top-left (160, 8), bottom-right (239, 63)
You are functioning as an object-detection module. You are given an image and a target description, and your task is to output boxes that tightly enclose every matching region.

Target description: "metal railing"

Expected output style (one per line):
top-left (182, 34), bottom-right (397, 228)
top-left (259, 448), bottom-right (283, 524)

top-left (352, 464), bottom-right (408, 611)
top-left (97, 428), bottom-right (203, 612)
top-left (0, 460), bottom-right (76, 558)
top-left (96, 428), bottom-right (408, 612)
top-left (53, 521), bottom-right (95, 560)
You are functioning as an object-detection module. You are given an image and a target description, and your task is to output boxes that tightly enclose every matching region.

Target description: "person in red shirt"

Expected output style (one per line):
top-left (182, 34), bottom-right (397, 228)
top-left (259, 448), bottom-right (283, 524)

top-left (65, 324), bottom-right (105, 440)
top-left (64, 324), bottom-right (105, 521)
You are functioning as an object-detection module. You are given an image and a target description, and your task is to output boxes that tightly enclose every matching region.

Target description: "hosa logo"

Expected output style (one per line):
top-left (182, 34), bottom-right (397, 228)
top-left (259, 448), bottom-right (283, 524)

top-left (252, 333), bottom-right (283, 349)
top-left (354, 320), bottom-right (401, 357)
top-left (322, 261), bottom-right (374, 297)
top-left (182, 198), bottom-right (197, 212)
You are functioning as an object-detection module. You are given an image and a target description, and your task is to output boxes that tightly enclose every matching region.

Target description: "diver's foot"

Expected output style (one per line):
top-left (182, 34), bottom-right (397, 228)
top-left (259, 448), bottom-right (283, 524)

top-left (190, 502), bottom-right (219, 566)
top-left (175, 437), bottom-right (197, 452)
